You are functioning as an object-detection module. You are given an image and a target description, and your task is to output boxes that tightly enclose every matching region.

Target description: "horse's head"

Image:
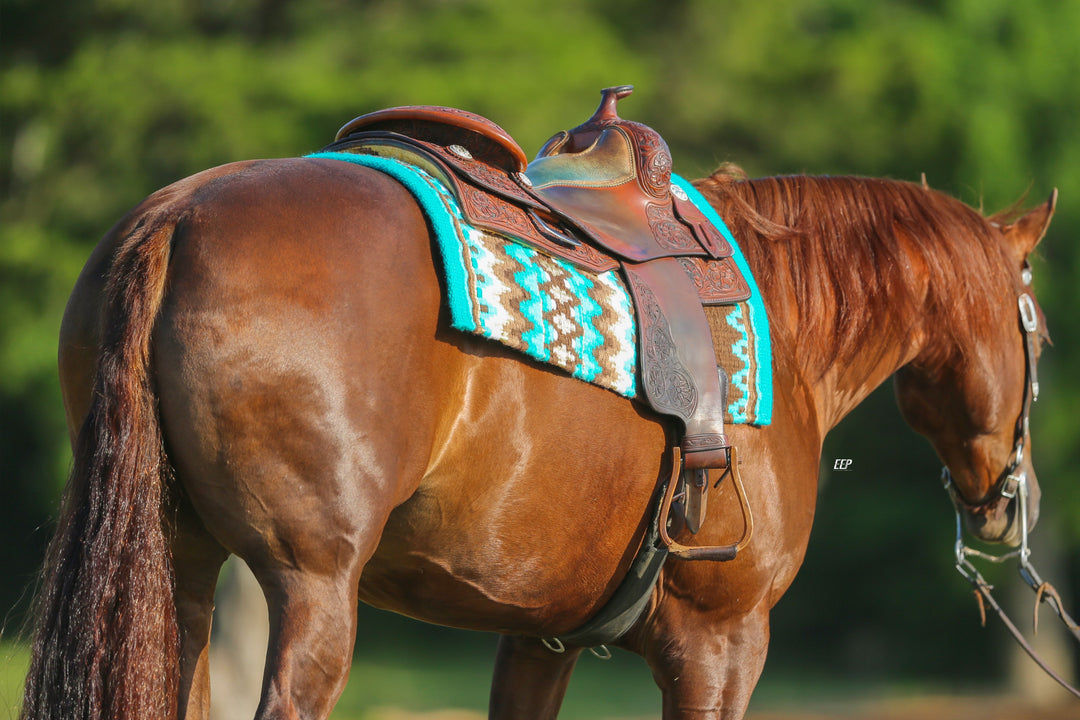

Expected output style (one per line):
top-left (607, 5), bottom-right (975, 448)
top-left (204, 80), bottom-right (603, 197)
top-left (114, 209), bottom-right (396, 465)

top-left (894, 191), bottom-right (1056, 546)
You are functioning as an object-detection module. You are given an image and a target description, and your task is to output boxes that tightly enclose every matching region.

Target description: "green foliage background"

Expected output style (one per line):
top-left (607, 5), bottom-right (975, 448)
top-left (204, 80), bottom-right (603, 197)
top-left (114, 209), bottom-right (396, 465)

top-left (2, 0), bottom-right (1079, 700)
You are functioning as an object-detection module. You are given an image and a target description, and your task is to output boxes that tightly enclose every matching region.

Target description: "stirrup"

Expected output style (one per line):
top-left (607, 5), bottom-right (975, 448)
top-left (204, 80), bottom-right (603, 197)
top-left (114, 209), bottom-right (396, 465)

top-left (658, 446), bottom-right (754, 561)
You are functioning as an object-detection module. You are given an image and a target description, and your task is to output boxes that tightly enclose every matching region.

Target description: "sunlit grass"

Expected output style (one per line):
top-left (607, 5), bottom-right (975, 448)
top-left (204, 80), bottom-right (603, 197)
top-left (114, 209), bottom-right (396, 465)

top-left (0, 640), bottom-right (29, 719)
top-left (0, 638), bottom-right (660, 720)
top-left (0, 637), bottom-right (1011, 720)
top-left (331, 657), bottom-right (490, 719)
top-left (0, 638), bottom-right (955, 720)
top-left (331, 646), bottom-right (660, 720)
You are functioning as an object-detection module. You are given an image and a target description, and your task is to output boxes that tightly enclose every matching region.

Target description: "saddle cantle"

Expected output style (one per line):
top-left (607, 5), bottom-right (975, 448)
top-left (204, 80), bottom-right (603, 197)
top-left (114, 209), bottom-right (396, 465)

top-left (327, 86), bottom-right (751, 520)
top-left (331, 107), bottom-right (621, 273)
top-left (335, 104), bottom-right (530, 174)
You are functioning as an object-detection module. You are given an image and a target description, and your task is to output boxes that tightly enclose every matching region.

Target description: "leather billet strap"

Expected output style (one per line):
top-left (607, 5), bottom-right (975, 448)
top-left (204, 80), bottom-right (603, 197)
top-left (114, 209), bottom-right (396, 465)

top-left (547, 470), bottom-right (671, 649)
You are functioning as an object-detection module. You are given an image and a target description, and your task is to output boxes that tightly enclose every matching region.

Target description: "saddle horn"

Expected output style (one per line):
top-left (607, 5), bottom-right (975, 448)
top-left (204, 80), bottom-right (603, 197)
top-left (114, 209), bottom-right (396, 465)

top-left (541, 85), bottom-right (637, 156)
top-left (590, 85), bottom-right (635, 124)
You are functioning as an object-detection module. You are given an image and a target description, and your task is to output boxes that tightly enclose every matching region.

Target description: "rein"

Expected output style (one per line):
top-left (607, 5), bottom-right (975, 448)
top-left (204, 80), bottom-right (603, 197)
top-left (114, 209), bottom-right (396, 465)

top-left (943, 280), bottom-right (1080, 700)
top-left (948, 473), bottom-right (1080, 700)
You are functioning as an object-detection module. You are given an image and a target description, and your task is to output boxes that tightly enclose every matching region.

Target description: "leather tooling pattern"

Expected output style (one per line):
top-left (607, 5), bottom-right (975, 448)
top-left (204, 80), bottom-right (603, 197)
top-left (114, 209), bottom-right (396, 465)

top-left (625, 267), bottom-right (699, 419)
top-left (646, 202), bottom-right (700, 252)
top-left (678, 257), bottom-right (752, 305)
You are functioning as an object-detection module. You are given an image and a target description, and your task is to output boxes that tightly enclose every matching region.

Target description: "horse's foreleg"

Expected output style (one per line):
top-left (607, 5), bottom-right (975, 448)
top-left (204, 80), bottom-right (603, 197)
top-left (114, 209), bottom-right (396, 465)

top-left (635, 600), bottom-right (771, 720)
top-left (488, 636), bottom-right (582, 720)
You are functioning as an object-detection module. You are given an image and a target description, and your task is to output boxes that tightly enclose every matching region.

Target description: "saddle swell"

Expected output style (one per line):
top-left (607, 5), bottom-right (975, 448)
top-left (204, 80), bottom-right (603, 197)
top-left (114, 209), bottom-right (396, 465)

top-left (329, 87), bottom-right (750, 477)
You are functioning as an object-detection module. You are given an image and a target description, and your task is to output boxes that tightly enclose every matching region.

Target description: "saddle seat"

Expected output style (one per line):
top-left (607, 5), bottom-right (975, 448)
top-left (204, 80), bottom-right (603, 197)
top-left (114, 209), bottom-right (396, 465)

top-left (525, 85), bottom-right (733, 263)
top-left (329, 86), bottom-right (750, 478)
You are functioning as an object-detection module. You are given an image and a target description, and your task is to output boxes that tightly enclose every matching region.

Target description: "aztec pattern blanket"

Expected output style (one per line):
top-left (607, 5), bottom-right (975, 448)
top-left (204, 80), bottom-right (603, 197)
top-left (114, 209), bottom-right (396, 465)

top-left (308, 151), bottom-right (773, 426)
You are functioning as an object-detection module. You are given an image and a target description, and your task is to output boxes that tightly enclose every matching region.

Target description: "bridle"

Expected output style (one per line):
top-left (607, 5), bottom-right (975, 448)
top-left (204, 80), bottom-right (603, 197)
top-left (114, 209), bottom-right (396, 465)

top-left (942, 267), bottom-right (1080, 700)
top-left (942, 280), bottom-right (1039, 512)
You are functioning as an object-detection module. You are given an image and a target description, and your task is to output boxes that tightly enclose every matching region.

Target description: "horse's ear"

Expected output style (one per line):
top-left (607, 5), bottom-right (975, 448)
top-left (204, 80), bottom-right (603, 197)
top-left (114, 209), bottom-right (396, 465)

top-left (1002, 189), bottom-right (1057, 260)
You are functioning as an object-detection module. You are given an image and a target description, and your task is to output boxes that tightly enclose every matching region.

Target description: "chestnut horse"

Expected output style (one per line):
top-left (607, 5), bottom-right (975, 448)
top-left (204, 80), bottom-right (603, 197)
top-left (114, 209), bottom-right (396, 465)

top-left (22, 157), bottom-right (1054, 720)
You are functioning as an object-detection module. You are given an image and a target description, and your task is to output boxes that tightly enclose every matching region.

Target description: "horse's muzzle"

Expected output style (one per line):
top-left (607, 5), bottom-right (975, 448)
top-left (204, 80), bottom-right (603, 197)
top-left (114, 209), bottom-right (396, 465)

top-left (959, 473), bottom-right (1041, 546)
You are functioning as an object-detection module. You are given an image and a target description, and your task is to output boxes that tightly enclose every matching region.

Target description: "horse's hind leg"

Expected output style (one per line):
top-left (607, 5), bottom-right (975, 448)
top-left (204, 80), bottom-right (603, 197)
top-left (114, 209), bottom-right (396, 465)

top-left (176, 435), bottom-right (398, 720)
top-left (160, 363), bottom-right (400, 720)
top-left (153, 158), bottom-right (443, 719)
top-left (179, 462), bottom-right (387, 720)
top-left (172, 496), bottom-right (230, 720)
top-left (248, 550), bottom-right (369, 720)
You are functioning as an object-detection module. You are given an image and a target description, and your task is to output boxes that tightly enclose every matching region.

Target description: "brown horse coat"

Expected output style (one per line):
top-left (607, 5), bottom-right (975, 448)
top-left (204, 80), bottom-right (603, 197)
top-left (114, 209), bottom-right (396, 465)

top-left (25, 156), bottom-right (1053, 720)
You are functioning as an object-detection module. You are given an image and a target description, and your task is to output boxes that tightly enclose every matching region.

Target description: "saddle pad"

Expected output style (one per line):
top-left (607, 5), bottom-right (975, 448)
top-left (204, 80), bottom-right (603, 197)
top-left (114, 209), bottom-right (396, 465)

top-left (308, 151), bottom-right (773, 425)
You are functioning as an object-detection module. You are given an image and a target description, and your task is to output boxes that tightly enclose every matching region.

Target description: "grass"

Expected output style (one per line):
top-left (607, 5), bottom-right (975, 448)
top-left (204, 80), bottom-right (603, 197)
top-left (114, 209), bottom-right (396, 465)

top-left (331, 643), bottom-right (661, 719)
top-left (0, 640), bottom-right (29, 720)
top-left (0, 637), bottom-right (1007, 720)
top-left (0, 638), bottom-right (661, 720)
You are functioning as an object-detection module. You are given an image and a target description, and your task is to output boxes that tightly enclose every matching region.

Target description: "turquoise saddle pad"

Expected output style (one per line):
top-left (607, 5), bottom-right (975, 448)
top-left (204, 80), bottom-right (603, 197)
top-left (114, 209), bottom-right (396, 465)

top-left (309, 151), bottom-right (773, 426)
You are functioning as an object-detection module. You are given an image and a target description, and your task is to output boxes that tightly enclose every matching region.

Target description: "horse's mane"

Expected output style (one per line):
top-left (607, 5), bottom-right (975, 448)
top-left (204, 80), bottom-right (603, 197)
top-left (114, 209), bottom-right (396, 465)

top-left (695, 166), bottom-right (1017, 380)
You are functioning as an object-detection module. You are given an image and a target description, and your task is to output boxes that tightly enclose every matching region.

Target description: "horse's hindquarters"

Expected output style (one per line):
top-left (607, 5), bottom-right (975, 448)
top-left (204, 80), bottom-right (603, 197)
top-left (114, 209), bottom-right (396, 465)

top-left (147, 156), bottom-right (670, 646)
top-left (147, 159), bottom-right (452, 718)
top-left (152, 158), bottom-right (446, 563)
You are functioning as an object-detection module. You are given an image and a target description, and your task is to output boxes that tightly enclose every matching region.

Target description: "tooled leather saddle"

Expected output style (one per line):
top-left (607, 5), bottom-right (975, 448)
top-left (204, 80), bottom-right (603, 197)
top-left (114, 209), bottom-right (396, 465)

top-left (325, 86), bottom-right (750, 533)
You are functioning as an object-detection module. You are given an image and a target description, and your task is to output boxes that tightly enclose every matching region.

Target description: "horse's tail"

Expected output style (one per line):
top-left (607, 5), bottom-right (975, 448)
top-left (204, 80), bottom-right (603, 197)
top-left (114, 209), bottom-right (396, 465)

top-left (21, 211), bottom-right (181, 720)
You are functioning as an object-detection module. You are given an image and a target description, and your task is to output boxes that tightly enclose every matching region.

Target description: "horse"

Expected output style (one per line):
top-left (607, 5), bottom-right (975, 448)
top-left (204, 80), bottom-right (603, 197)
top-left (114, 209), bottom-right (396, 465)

top-left (20, 151), bottom-right (1054, 720)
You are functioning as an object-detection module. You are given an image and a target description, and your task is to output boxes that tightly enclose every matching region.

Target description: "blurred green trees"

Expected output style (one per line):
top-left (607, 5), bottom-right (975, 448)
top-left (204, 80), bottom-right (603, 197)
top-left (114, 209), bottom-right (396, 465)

top-left (2, 0), bottom-right (1078, 688)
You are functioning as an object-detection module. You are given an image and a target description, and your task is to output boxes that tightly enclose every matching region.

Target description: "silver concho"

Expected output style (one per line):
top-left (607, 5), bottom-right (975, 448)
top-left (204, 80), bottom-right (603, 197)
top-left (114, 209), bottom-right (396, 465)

top-left (447, 144), bottom-right (473, 161)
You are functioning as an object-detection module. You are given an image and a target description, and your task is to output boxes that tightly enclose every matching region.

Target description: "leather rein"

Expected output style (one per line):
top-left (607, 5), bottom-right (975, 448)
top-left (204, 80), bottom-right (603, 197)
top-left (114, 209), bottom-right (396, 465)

top-left (942, 273), bottom-right (1080, 700)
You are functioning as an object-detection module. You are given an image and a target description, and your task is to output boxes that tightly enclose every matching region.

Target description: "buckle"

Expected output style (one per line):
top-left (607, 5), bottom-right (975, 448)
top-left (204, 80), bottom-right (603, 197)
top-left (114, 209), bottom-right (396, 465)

top-left (1018, 294), bottom-right (1038, 334)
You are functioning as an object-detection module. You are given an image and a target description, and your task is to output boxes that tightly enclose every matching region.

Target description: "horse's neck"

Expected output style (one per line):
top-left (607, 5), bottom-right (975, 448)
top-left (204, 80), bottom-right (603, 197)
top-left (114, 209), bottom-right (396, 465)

top-left (811, 332), bottom-right (920, 433)
top-left (736, 194), bottom-right (933, 434)
top-left (703, 172), bottom-right (1001, 436)
top-left (763, 287), bottom-right (922, 438)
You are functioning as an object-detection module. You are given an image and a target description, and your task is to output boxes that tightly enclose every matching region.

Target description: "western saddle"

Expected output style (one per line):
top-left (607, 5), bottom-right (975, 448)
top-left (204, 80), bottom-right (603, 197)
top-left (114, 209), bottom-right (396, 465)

top-left (325, 87), bottom-right (753, 557)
